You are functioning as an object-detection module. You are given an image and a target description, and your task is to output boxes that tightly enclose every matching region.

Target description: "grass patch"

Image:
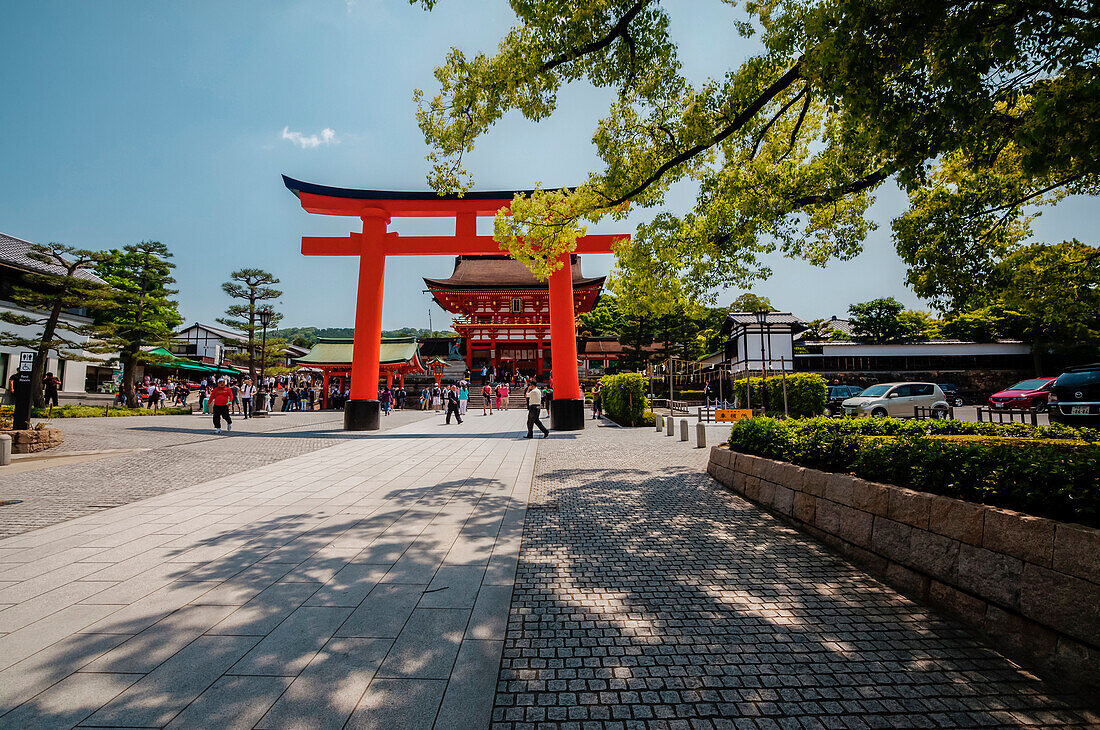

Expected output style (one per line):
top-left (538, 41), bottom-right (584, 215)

top-left (0, 404), bottom-right (191, 419)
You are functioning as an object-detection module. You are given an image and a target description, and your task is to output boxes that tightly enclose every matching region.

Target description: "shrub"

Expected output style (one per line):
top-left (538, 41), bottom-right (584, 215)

top-left (727, 416), bottom-right (1100, 527)
top-left (0, 405), bottom-right (191, 419)
top-left (731, 373), bottom-right (827, 418)
top-left (599, 373), bottom-right (648, 426)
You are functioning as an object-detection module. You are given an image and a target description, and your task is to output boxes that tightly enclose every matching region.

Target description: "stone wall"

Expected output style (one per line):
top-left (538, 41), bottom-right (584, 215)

top-left (708, 445), bottom-right (1100, 692)
top-left (3, 427), bottom-right (63, 453)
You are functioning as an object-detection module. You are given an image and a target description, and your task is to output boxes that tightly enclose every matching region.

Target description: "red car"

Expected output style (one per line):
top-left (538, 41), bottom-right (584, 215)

top-left (988, 377), bottom-right (1057, 411)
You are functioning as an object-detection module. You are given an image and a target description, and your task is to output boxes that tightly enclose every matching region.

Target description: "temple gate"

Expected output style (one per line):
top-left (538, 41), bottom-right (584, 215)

top-left (282, 175), bottom-right (626, 431)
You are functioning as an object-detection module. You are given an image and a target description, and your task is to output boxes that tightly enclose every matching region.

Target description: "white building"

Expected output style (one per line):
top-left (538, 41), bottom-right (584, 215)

top-left (172, 323), bottom-right (244, 365)
top-left (0, 232), bottom-right (117, 400)
top-left (721, 312), bottom-right (803, 374)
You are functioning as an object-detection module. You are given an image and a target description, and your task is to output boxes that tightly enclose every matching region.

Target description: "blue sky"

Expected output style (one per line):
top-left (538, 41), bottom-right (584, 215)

top-left (2, 1), bottom-right (1095, 330)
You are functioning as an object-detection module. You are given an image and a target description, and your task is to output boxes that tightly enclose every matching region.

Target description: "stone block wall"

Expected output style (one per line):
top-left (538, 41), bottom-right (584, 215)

top-left (708, 445), bottom-right (1100, 692)
top-left (3, 428), bottom-right (63, 453)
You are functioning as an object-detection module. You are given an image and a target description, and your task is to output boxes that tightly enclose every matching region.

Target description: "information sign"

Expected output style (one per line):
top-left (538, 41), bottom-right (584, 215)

top-left (715, 409), bottom-right (753, 423)
top-left (18, 352), bottom-right (33, 372)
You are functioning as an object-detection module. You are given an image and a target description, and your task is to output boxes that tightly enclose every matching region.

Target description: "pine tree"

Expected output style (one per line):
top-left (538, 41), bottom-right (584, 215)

top-left (217, 269), bottom-right (282, 379)
top-left (0, 244), bottom-right (116, 407)
top-left (95, 241), bottom-right (183, 407)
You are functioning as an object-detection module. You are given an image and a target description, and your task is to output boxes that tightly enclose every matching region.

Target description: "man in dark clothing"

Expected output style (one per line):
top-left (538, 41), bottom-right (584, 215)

top-left (445, 385), bottom-right (463, 424)
top-left (43, 372), bottom-right (61, 407)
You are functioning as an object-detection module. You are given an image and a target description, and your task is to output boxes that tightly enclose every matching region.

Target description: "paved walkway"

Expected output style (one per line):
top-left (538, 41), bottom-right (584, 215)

top-left (0, 408), bottom-right (433, 538)
top-left (0, 409), bottom-right (536, 729)
top-left (493, 419), bottom-right (1099, 729)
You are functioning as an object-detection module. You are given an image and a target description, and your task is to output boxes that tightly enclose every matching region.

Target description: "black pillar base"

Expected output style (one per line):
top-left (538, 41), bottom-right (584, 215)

top-left (344, 399), bottom-right (381, 431)
top-left (550, 398), bottom-right (585, 431)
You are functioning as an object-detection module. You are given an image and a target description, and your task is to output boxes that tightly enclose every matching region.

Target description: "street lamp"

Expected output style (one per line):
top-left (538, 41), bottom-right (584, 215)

top-left (754, 310), bottom-right (769, 414)
top-left (254, 306), bottom-right (274, 417)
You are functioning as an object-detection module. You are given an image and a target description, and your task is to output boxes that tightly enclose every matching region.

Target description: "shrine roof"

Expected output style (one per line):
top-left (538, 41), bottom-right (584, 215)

top-left (424, 255), bottom-right (605, 291)
top-left (283, 175), bottom-right (542, 202)
top-left (295, 336), bottom-right (423, 368)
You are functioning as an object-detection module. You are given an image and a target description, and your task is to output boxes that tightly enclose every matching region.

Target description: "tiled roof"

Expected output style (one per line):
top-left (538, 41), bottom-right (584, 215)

top-left (295, 337), bottom-right (424, 367)
top-left (725, 311), bottom-right (805, 326)
top-left (0, 231), bottom-right (107, 284)
top-left (424, 255), bottom-right (605, 290)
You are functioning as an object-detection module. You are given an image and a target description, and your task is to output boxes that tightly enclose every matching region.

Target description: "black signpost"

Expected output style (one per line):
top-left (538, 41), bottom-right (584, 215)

top-left (13, 352), bottom-right (33, 431)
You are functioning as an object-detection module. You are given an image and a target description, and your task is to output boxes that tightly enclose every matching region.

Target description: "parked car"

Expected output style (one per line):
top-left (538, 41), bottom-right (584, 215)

top-left (841, 382), bottom-right (950, 419)
top-left (826, 385), bottom-right (864, 416)
top-left (1048, 364), bottom-right (1100, 427)
top-left (938, 383), bottom-right (964, 407)
top-left (988, 377), bottom-right (1057, 411)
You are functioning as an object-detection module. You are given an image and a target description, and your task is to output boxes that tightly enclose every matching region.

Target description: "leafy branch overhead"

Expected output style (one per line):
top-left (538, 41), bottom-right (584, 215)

top-left (413, 0), bottom-right (1099, 305)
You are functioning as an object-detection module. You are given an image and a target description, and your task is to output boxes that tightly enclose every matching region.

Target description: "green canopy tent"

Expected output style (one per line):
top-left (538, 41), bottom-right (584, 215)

top-left (144, 347), bottom-right (243, 377)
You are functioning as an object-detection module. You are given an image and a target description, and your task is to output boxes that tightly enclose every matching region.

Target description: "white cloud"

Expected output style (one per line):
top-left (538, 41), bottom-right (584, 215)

top-left (281, 126), bottom-right (338, 149)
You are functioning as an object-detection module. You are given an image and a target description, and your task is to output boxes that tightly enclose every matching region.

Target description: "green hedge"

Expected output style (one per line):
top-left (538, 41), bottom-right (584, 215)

top-left (0, 405), bottom-right (191, 419)
top-left (727, 416), bottom-right (1100, 528)
top-left (599, 373), bottom-right (648, 426)
top-left (732, 373), bottom-right (827, 418)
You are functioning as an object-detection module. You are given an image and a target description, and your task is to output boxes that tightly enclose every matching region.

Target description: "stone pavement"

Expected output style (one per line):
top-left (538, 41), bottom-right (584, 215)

top-left (493, 419), bottom-right (1099, 729)
top-left (0, 409), bottom-right (536, 729)
top-left (0, 408), bottom-right (433, 538)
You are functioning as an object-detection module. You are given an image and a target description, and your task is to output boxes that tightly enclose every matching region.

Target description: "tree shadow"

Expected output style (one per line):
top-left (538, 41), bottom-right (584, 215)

top-left (0, 476), bottom-right (518, 728)
top-left (506, 460), bottom-right (1100, 725)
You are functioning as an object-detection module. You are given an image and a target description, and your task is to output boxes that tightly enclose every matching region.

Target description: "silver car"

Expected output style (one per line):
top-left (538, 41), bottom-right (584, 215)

top-left (842, 382), bottom-right (950, 419)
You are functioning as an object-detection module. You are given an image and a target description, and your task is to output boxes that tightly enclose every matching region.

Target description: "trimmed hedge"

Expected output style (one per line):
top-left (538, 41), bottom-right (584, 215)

top-left (599, 373), bottom-right (649, 426)
top-left (0, 405), bottom-right (191, 420)
top-left (727, 416), bottom-right (1100, 527)
top-left (732, 373), bottom-right (827, 418)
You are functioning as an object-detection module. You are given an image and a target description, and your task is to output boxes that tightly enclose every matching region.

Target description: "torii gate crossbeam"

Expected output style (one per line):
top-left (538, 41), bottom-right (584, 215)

top-left (283, 175), bottom-right (628, 432)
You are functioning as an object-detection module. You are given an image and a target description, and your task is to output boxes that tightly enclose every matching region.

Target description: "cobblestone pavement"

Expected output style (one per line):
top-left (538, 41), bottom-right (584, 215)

top-left (0, 409), bottom-right (535, 728)
top-left (0, 408), bottom-right (435, 538)
top-left (492, 420), bottom-right (1099, 730)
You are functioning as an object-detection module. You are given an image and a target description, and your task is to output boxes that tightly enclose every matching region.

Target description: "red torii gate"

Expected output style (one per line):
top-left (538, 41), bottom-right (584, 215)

top-left (283, 175), bottom-right (627, 431)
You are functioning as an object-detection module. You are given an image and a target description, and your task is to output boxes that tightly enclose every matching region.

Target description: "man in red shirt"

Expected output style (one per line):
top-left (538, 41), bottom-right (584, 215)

top-left (482, 382), bottom-right (494, 415)
top-left (209, 378), bottom-right (234, 433)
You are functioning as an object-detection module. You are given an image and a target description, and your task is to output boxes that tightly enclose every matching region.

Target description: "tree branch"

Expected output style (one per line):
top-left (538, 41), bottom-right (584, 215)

top-left (749, 86), bottom-right (808, 160)
top-left (538, 0), bottom-right (654, 74)
top-left (791, 166), bottom-right (892, 207)
top-left (604, 58), bottom-right (805, 207)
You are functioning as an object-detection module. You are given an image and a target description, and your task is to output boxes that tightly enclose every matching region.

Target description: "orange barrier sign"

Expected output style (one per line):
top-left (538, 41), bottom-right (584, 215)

top-left (715, 409), bottom-right (753, 423)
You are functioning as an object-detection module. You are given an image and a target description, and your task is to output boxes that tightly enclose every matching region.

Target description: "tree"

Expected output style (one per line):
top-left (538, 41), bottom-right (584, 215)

top-left (579, 293), bottom-right (624, 336)
top-left (0, 244), bottom-right (116, 407)
top-left (847, 297), bottom-right (938, 344)
top-left (414, 0), bottom-right (1098, 304)
top-left (95, 241), bottom-right (183, 407)
top-left (993, 241), bottom-right (1100, 371)
top-left (730, 293), bottom-right (774, 313)
top-left (218, 269), bottom-right (282, 378)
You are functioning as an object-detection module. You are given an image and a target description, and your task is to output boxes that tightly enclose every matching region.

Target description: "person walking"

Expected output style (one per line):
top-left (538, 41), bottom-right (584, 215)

top-left (501, 382), bottom-right (509, 411)
top-left (525, 380), bottom-right (549, 439)
top-left (431, 384), bottom-right (442, 412)
top-left (240, 379), bottom-right (254, 419)
top-left (458, 382), bottom-right (469, 416)
top-left (230, 381), bottom-right (242, 414)
top-left (592, 382), bottom-right (603, 419)
top-left (481, 381), bottom-right (494, 415)
top-left (42, 371), bottom-right (61, 407)
top-left (445, 384), bottom-right (463, 425)
top-left (381, 385), bottom-right (391, 415)
top-left (209, 377), bottom-right (234, 434)
top-left (495, 382), bottom-right (504, 411)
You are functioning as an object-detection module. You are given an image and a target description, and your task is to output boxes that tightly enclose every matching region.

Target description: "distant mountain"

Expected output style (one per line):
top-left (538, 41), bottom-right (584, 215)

top-left (273, 326), bottom-right (456, 347)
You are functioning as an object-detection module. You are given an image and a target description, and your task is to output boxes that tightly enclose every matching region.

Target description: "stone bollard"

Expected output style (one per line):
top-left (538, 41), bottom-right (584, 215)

top-left (680, 419), bottom-right (690, 441)
top-left (695, 422), bottom-right (706, 448)
top-left (0, 434), bottom-right (10, 466)
top-left (656, 414), bottom-right (664, 432)
top-left (665, 416), bottom-right (674, 436)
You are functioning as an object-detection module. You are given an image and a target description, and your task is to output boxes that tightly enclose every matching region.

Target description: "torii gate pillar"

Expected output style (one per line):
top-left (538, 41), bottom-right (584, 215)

top-left (547, 252), bottom-right (584, 429)
top-left (344, 209), bottom-right (389, 431)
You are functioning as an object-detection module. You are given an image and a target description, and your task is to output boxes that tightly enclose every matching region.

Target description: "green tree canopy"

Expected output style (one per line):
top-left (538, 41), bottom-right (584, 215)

top-left (414, 0), bottom-right (1099, 306)
top-left (847, 297), bottom-right (939, 344)
top-left (95, 241), bottom-right (183, 407)
top-left (0, 244), bottom-right (116, 407)
top-left (730, 293), bottom-right (774, 313)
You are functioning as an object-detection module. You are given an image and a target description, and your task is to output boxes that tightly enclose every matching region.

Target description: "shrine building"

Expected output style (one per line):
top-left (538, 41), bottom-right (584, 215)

top-left (425, 254), bottom-right (604, 378)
